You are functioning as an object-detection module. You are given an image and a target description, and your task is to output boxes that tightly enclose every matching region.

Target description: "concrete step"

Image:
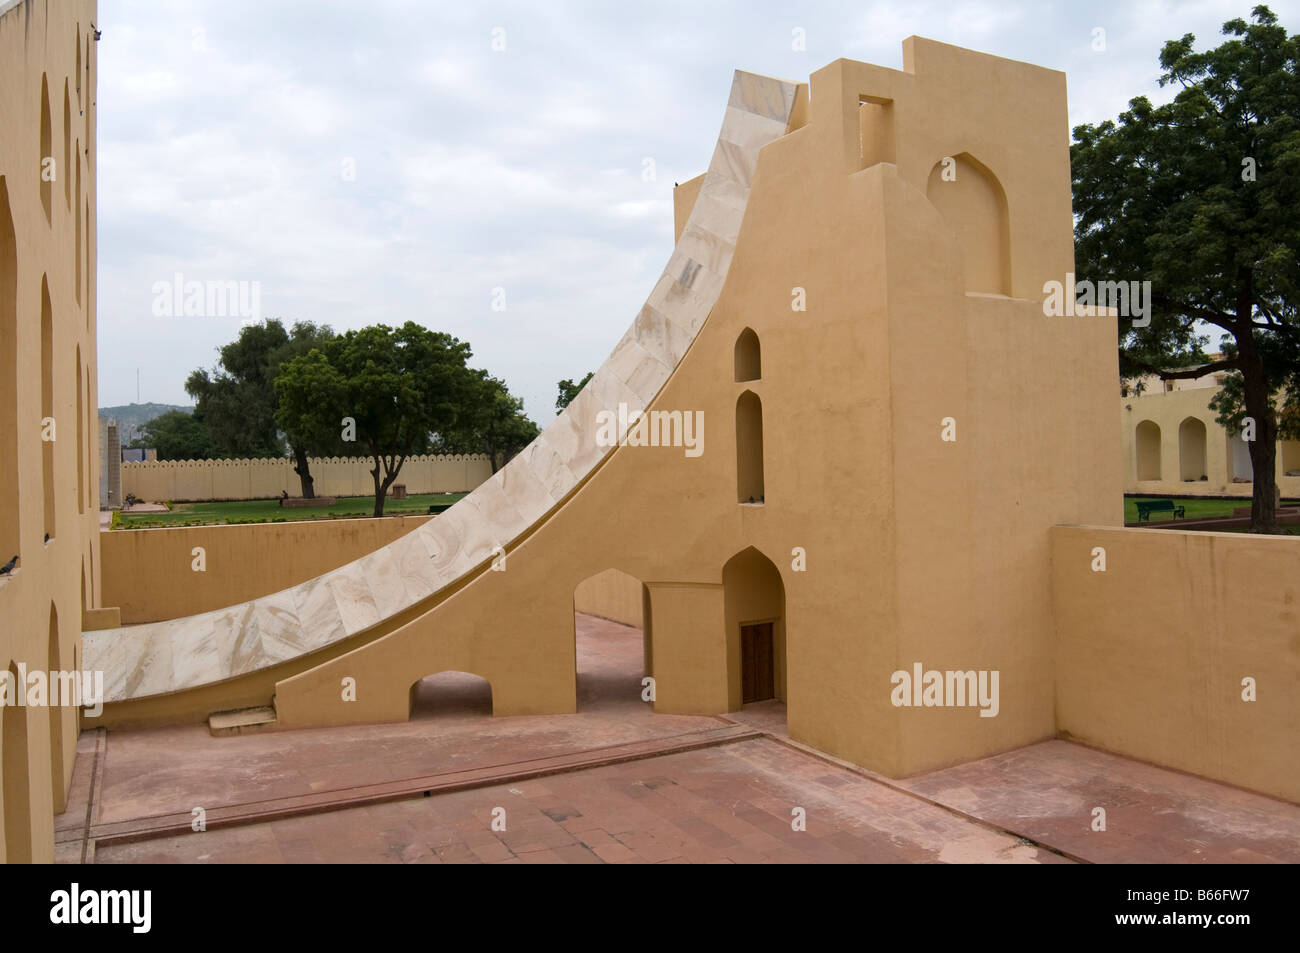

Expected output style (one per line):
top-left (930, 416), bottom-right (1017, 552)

top-left (208, 706), bottom-right (278, 737)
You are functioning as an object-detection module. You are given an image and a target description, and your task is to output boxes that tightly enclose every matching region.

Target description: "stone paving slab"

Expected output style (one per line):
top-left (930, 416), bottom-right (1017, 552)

top-left (889, 739), bottom-right (1300, 864)
top-left (58, 614), bottom-right (1300, 864)
top-left (89, 723), bottom-right (760, 847)
top-left (94, 738), bottom-right (1062, 865)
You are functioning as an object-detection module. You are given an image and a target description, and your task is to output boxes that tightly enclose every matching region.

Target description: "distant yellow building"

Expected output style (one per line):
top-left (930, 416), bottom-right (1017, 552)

top-left (1121, 356), bottom-right (1300, 498)
top-left (0, 0), bottom-right (102, 863)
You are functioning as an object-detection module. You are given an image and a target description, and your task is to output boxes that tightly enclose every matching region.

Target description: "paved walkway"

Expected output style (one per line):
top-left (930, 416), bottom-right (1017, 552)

top-left (56, 614), bottom-right (1300, 864)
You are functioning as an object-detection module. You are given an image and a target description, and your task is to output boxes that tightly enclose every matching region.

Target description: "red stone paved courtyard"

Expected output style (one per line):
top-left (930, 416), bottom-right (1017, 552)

top-left (55, 614), bottom-right (1300, 864)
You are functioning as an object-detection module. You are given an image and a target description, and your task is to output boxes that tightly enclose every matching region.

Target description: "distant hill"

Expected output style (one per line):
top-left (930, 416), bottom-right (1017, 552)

top-left (98, 403), bottom-right (192, 446)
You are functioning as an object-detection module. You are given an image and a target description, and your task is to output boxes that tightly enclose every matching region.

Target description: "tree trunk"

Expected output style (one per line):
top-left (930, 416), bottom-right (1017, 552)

top-left (1235, 330), bottom-right (1278, 533)
top-left (371, 454), bottom-right (406, 517)
top-left (371, 458), bottom-right (385, 517)
top-left (291, 445), bottom-right (315, 499)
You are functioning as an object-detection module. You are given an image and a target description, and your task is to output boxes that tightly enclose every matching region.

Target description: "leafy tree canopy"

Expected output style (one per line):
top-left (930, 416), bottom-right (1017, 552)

top-left (131, 409), bottom-right (215, 461)
top-left (275, 321), bottom-right (476, 516)
top-left (1071, 5), bottom-right (1300, 529)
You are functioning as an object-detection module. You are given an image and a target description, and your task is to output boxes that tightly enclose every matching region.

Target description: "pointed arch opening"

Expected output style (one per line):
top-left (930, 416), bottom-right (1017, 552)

top-left (76, 346), bottom-right (85, 515)
top-left (74, 153), bottom-right (81, 306)
top-left (734, 328), bottom-right (761, 382)
top-left (48, 604), bottom-right (67, 812)
top-left (62, 81), bottom-right (71, 212)
top-left (723, 547), bottom-right (787, 720)
top-left (84, 197), bottom-right (91, 316)
top-left (40, 75), bottom-right (52, 226)
top-left (41, 278), bottom-right (54, 542)
top-left (84, 364), bottom-right (92, 512)
top-left (736, 390), bottom-right (764, 503)
top-left (925, 152), bottom-right (1010, 296)
top-left (0, 178), bottom-right (18, 572)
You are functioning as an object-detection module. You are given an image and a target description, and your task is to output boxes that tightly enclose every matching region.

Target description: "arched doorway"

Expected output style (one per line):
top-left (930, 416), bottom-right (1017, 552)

top-left (723, 548), bottom-right (786, 717)
top-left (572, 568), bottom-right (650, 713)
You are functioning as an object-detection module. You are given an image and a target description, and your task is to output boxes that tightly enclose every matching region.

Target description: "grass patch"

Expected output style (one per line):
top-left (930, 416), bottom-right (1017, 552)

top-left (114, 492), bottom-right (468, 529)
top-left (1124, 495), bottom-right (1300, 524)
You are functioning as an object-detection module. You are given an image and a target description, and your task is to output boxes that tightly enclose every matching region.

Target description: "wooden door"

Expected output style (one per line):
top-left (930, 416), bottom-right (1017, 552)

top-left (741, 622), bottom-right (775, 703)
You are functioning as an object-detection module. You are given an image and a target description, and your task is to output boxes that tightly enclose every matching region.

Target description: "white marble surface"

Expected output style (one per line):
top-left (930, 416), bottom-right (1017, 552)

top-left (85, 70), bottom-right (801, 703)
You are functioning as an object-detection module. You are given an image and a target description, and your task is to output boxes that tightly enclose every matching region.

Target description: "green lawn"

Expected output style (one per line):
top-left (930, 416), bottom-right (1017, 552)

top-left (1124, 495), bottom-right (1300, 524)
top-left (113, 492), bottom-right (468, 529)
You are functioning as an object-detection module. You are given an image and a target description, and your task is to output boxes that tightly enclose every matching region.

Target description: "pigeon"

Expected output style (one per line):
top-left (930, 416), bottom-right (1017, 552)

top-left (0, 555), bottom-right (17, 575)
top-left (43, 533), bottom-right (49, 543)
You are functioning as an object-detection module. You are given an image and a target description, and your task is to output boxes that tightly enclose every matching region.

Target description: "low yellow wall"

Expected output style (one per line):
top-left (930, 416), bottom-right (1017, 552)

top-left (101, 516), bottom-right (432, 623)
top-left (121, 453), bottom-right (492, 502)
top-left (573, 568), bottom-right (643, 627)
top-left (1052, 525), bottom-right (1300, 803)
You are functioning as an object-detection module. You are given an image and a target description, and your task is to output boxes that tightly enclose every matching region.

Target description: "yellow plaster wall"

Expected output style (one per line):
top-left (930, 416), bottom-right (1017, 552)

top-left (1052, 526), bottom-right (1300, 803)
top-left (100, 516), bottom-right (433, 624)
top-left (573, 568), bottom-right (643, 627)
top-left (264, 40), bottom-right (1119, 784)
top-left (0, 0), bottom-right (100, 863)
top-left (121, 453), bottom-right (492, 502)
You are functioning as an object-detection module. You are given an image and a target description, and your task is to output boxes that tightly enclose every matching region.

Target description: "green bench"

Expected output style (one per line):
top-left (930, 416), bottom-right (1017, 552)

top-left (1136, 499), bottom-right (1185, 522)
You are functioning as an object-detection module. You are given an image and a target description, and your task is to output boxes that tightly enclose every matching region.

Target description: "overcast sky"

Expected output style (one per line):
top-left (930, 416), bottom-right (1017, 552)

top-left (95, 0), bottom-right (1300, 423)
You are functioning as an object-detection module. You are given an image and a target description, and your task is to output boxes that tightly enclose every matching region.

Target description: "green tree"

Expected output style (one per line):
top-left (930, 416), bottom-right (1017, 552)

top-left (439, 371), bottom-right (540, 472)
top-left (185, 319), bottom-right (338, 498)
top-left (275, 322), bottom-right (475, 516)
top-left (555, 372), bottom-right (593, 413)
top-left (1071, 5), bottom-right (1300, 531)
top-left (131, 409), bottom-right (215, 461)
